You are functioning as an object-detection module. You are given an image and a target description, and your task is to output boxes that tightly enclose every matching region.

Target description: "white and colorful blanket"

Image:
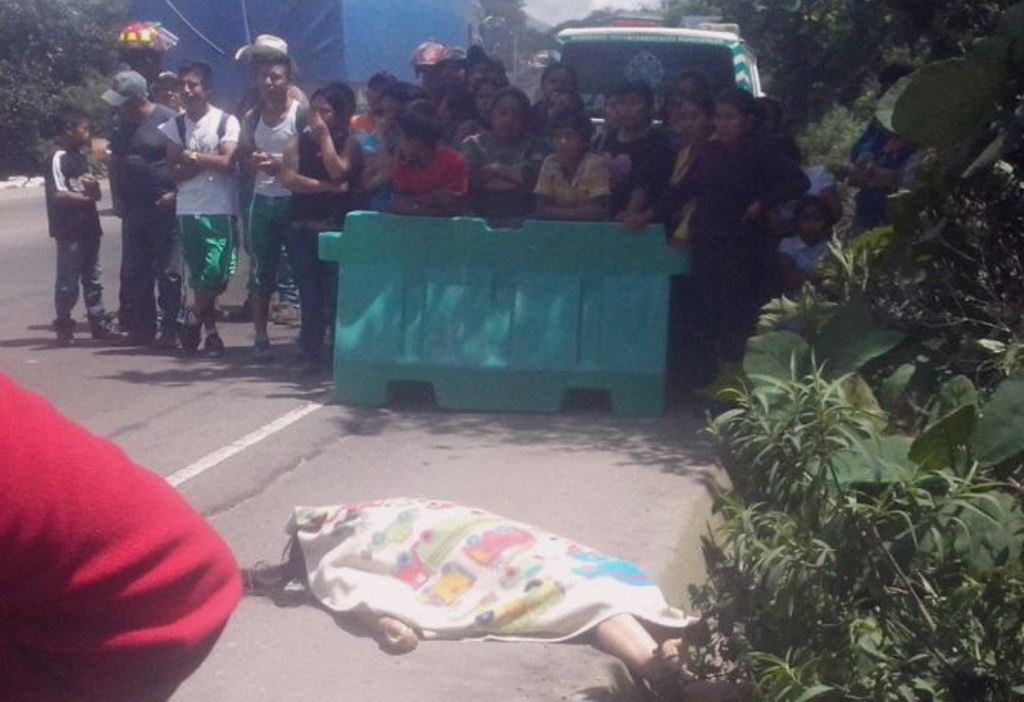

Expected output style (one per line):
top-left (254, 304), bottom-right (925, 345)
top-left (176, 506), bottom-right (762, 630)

top-left (288, 498), bottom-right (697, 642)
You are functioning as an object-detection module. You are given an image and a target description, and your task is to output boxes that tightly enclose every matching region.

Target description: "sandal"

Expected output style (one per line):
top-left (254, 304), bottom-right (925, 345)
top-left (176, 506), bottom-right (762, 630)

top-left (241, 561), bottom-right (308, 607)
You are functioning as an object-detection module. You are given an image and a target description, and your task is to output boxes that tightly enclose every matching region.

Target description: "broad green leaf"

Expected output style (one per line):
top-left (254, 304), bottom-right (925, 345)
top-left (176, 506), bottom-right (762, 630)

top-left (972, 373), bottom-right (1024, 466)
top-left (892, 57), bottom-right (1009, 150)
top-left (876, 75), bottom-right (912, 132)
top-left (841, 374), bottom-right (887, 429)
top-left (852, 616), bottom-right (888, 665)
top-left (933, 375), bottom-right (979, 420)
top-left (879, 363), bottom-right (916, 412)
top-left (953, 490), bottom-right (1024, 572)
top-left (969, 36), bottom-right (1011, 65)
top-left (815, 298), bottom-right (907, 376)
top-left (910, 404), bottom-right (977, 469)
top-left (999, 1), bottom-right (1024, 42)
top-left (743, 331), bottom-right (811, 382)
top-left (831, 434), bottom-right (915, 485)
top-left (977, 338), bottom-right (1008, 354)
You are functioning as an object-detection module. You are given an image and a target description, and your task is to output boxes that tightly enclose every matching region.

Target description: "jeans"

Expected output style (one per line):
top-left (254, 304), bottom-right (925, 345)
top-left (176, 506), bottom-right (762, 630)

top-left (286, 227), bottom-right (337, 362)
top-left (55, 236), bottom-right (105, 322)
top-left (119, 206), bottom-right (183, 339)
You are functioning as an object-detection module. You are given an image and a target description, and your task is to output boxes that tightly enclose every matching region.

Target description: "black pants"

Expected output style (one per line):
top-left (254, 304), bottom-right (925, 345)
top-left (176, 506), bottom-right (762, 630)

top-left (119, 207), bottom-right (182, 340)
top-left (675, 246), bottom-right (774, 387)
top-left (286, 226), bottom-right (338, 362)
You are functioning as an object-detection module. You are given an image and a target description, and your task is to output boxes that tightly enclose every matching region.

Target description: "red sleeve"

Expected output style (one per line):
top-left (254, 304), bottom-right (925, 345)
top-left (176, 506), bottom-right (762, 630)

top-left (441, 148), bottom-right (469, 197)
top-left (0, 374), bottom-right (241, 699)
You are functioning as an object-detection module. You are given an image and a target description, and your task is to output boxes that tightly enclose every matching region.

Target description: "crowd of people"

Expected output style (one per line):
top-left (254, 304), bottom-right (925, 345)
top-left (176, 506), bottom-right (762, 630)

top-left (44, 22), bottom-right (918, 390)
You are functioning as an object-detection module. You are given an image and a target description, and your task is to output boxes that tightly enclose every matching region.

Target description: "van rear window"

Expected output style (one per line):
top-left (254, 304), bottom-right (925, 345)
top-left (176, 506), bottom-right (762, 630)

top-left (561, 40), bottom-right (736, 114)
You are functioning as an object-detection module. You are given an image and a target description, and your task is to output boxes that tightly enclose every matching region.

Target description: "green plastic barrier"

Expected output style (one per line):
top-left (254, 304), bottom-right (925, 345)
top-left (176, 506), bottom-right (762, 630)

top-left (319, 212), bottom-right (689, 416)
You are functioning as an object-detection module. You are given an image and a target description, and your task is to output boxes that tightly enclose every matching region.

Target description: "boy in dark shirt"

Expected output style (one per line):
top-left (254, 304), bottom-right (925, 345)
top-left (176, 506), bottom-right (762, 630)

top-left (44, 108), bottom-right (119, 345)
top-left (600, 82), bottom-right (674, 219)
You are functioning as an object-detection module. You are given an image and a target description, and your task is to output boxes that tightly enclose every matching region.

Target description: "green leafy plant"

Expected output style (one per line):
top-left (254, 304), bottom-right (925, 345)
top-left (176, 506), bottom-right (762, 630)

top-left (693, 355), bottom-right (1024, 701)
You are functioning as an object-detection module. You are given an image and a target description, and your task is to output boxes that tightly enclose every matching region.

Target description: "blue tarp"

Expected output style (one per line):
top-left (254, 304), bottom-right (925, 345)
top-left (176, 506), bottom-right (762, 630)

top-left (131, 0), bottom-right (475, 105)
top-left (343, 0), bottom-right (474, 82)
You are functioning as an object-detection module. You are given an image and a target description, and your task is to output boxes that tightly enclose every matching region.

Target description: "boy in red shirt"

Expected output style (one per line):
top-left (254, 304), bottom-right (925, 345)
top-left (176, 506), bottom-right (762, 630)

top-left (0, 374), bottom-right (241, 702)
top-left (390, 99), bottom-right (468, 217)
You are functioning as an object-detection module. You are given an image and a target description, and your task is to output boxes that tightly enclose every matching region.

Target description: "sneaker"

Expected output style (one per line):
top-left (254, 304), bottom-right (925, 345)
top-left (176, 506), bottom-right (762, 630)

top-left (90, 317), bottom-right (125, 342)
top-left (53, 318), bottom-right (75, 346)
top-left (155, 329), bottom-right (178, 350)
top-left (180, 321), bottom-right (202, 354)
top-left (251, 337), bottom-right (274, 362)
top-left (204, 332), bottom-right (225, 356)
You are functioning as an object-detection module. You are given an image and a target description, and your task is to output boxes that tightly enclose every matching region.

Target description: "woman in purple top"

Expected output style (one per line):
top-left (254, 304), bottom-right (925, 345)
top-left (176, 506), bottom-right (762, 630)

top-left (629, 88), bottom-right (809, 388)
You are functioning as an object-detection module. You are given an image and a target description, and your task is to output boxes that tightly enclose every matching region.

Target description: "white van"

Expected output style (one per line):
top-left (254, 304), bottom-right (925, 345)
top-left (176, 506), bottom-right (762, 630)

top-left (557, 26), bottom-right (762, 114)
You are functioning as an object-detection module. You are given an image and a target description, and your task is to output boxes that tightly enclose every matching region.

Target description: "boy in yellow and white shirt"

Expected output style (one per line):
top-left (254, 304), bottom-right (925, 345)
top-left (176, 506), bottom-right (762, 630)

top-left (534, 111), bottom-right (610, 222)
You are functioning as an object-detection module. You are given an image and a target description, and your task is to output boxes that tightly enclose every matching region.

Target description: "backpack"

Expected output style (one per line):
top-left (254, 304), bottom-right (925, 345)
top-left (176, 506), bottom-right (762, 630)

top-left (175, 109), bottom-right (230, 150)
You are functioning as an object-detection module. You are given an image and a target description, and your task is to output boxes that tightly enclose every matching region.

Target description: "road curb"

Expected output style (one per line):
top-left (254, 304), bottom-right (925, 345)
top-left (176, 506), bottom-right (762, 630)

top-left (0, 176), bottom-right (44, 191)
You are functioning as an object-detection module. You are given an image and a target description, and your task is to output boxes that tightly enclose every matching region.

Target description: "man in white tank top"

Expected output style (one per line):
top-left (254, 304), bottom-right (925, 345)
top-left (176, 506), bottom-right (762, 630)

top-left (238, 54), bottom-right (303, 361)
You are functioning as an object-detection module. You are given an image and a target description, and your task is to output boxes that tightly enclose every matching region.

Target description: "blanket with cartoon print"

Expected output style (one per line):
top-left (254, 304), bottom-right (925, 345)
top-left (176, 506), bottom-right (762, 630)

top-left (288, 498), bottom-right (696, 642)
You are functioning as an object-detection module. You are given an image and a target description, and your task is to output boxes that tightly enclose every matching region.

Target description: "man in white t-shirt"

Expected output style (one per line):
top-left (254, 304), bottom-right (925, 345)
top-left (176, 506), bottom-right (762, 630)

top-left (237, 53), bottom-right (304, 361)
top-left (159, 61), bottom-right (241, 355)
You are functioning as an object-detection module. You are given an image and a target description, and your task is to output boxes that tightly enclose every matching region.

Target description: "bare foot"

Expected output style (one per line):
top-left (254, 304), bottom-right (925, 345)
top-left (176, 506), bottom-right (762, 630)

top-left (657, 638), bottom-right (698, 683)
top-left (376, 615), bottom-right (419, 654)
top-left (345, 610), bottom-right (420, 654)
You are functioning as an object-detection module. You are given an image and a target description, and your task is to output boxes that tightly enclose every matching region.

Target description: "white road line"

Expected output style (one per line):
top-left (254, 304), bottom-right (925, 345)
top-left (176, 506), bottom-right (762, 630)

top-left (166, 402), bottom-right (325, 488)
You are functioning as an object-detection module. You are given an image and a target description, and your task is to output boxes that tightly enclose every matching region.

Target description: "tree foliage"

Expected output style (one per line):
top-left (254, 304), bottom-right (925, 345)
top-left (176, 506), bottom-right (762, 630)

top-left (699, 0), bottom-right (1010, 127)
top-left (0, 0), bottom-right (129, 174)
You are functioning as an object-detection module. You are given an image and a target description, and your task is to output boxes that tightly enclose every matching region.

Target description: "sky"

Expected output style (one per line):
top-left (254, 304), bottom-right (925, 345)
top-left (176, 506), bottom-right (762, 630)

top-left (525, 0), bottom-right (644, 26)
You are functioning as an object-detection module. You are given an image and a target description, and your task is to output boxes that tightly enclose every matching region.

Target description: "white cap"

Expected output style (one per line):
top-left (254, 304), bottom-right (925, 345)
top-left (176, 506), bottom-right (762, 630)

top-left (235, 34), bottom-right (289, 62)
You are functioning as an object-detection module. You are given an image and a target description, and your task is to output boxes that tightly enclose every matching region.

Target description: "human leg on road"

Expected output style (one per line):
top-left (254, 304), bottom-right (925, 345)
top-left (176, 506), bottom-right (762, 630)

top-left (242, 540), bottom-right (420, 655)
top-left (243, 500), bottom-right (718, 696)
top-left (246, 195), bottom-right (289, 360)
top-left (53, 238), bottom-right (82, 343)
top-left (78, 233), bottom-right (116, 340)
top-left (179, 215), bottom-right (235, 355)
top-left (155, 210), bottom-right (184, 346)
top-left (286, 226), bottom-right (336, 372)
top-left (120, 212), bottom-right (158, 343)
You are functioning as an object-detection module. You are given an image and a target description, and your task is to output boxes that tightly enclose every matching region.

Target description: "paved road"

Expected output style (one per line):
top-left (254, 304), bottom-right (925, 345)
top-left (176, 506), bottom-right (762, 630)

top-left (0, 186), bottom-right (723, 701)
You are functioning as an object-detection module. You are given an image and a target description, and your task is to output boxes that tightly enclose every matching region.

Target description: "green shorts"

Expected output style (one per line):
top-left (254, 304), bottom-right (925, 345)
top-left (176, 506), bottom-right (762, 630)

top-left (178, 214), bottom-right (237, 293)
top-left (245, 193), bottom-right (292, 295)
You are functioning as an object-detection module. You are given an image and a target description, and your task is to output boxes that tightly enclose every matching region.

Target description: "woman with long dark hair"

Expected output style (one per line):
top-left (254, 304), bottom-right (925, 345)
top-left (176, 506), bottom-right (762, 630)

top-left (281, 81), bottom-right (363, 375)
top-left (630, 88), bottom-right (809, 388)
top-left (461, 87), bottom-right (549, 225)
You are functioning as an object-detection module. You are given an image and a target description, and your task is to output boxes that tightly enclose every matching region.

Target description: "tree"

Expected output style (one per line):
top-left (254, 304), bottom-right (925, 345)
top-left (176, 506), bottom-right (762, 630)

top-left (0, 0), bottom-right (129, 174)
top-left (702, 0), bottom-right (1009, 127)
